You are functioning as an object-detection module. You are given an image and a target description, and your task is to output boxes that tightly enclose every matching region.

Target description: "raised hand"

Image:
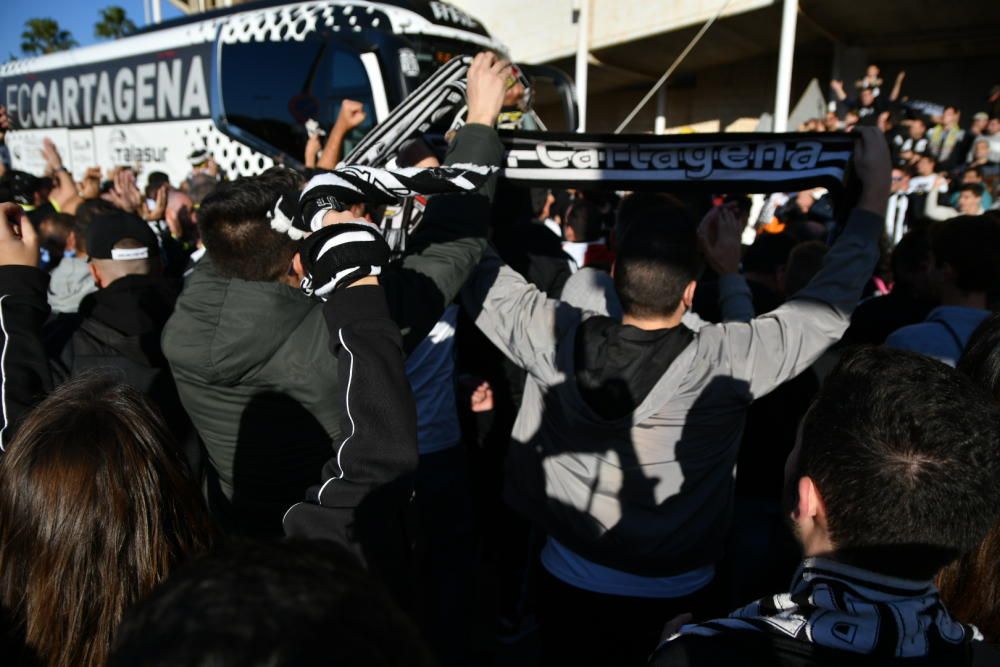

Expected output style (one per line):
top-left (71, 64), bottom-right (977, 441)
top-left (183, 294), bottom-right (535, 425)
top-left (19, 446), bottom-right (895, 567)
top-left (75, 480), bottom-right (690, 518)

top-left (852, 126), bottom-right (892, 214)
top-left (41, 138), bottom-right (64, 174)
top-left (142, 183), bottom-right (168, 222)
top-left (698, 203), bottom-right (744, 275)
top-left (466, 51), bottom-right (512, 127)
top-left (335, 99), bottom-right (367, 133)
top-left (0, 203), bottom-right (39, 268)
top-left (107, 170), bottom-right (144, 214)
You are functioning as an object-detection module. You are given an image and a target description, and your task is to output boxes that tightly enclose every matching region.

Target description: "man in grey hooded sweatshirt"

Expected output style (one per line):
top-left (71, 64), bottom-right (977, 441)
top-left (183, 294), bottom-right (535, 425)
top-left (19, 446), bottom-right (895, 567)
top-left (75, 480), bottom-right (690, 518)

top-left (462, 128), bottom-right (891, 666)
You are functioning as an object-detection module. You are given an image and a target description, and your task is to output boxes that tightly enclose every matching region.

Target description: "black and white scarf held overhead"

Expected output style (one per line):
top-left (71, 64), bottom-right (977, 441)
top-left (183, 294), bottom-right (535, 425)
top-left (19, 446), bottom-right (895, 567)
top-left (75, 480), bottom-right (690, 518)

top-left (267, 163), bottom-right (497, 240)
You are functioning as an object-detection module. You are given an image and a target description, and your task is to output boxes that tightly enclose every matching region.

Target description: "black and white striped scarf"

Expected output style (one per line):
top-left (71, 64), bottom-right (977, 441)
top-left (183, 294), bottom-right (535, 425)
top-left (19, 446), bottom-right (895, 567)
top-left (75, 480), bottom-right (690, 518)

top-left (268, 163), bottom-right (496, 239)
top-left (675, 558), bottom-right (982, 658)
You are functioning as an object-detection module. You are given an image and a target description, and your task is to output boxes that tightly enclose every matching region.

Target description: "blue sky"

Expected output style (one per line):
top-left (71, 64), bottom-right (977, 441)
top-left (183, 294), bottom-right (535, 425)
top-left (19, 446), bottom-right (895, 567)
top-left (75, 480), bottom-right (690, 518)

top-left (3, 0), bottom-right (186, 61)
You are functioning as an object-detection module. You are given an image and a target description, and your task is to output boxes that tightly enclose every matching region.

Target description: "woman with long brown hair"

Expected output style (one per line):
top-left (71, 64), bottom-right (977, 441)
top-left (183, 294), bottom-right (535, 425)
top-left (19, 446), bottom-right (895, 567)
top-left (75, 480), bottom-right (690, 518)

top-left (0, 375), bottom-right (215, 667)
top-left (0, 202), bottom-right (214, 667)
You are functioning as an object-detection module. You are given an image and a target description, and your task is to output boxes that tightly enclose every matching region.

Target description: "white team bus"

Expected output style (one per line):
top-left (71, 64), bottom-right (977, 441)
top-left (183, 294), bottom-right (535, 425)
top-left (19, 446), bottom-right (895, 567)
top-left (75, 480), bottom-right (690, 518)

top-left (0, 0), bottom-right (504, 183)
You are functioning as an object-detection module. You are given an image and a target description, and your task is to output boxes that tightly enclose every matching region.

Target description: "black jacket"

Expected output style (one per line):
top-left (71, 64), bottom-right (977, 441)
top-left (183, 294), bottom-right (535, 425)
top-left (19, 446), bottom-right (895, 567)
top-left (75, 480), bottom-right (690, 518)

top-left (283, 284), bottom-right (417, 598)
top-left (0, 266), bottom-right (52, 451)
top-left (51, 274), bottom-right (191, 445)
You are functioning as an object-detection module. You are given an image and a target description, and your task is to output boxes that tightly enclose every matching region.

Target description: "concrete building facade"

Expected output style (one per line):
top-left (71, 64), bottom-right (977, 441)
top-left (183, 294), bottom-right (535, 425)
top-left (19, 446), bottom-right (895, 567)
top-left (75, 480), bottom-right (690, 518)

top-left (452, 0), bottom-right (1000, 133)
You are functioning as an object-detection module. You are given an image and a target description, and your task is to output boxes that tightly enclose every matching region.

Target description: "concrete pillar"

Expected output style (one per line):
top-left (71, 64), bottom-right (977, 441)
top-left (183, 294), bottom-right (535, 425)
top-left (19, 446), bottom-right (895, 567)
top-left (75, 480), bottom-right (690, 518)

top-left (574, 0), bottom-right (591, 132)
top-left (654, 86), bottom-right (667, 134)
top-left (772, 0), bottom-right (799, 132)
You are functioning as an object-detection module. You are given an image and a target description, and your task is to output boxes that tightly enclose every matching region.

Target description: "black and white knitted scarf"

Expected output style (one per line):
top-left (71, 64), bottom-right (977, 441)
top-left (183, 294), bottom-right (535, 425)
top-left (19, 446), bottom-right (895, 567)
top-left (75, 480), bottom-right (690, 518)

top-left (342, 57), bottom-right (859, 200)
top-left (675, 558), bottom-right (982, 658)
top-left (268, 163), bottom-right (496, 239)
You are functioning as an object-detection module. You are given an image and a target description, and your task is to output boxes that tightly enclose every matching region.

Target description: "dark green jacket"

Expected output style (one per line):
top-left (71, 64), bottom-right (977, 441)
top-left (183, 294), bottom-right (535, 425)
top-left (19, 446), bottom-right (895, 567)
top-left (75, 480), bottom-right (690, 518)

top-left (162, 124), bottom-right (502, 537)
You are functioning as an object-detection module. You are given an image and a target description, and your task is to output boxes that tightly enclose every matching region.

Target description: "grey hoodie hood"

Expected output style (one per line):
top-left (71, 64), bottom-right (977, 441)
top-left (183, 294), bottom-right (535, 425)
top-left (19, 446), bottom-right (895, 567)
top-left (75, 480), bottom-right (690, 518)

top-left (48, 256), bottom-right (98, 314)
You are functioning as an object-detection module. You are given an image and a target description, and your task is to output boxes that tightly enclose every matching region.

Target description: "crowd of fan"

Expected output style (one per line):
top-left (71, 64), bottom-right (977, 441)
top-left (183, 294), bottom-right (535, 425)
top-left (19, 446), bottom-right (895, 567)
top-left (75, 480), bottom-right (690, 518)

top-left (0, 53), bottom-right (998, 667)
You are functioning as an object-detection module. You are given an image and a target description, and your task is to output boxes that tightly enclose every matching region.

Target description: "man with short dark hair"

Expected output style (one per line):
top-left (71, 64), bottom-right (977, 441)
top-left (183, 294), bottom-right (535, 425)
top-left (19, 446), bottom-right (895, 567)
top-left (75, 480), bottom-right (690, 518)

top-left (49, 209), bottom-right (188, 442)
top-left (886, 214), bottom-right (1000, 365)
top-left (653, 346), bottom-right (1000, 667)
top-left (461, 128), bottom-right (891, 665)
top-left (162, 52), bottom-right (510, 555)
top-left (561, 197), bottom-right (613, 272)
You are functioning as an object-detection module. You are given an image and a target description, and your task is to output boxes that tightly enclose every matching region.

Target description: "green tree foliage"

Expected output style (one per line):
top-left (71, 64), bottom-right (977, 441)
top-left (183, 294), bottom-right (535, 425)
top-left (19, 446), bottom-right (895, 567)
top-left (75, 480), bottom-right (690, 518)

top-left (95, 6), bottom-right (138, 40)
top-left (20, 18), bottom-right (78, 56)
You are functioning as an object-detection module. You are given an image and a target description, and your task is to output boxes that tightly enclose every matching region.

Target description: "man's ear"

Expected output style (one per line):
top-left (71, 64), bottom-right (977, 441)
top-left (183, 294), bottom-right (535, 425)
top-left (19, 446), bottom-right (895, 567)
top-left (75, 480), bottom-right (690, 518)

top-left (793, 475), bottom-right (833, 556)
top-left (349, 203), bottom-right (366, 220)
top-left (563, 225), bottom-right (577, 243)
top-left (681, 280), bottom-right (697, 309)
top-left (88, 262), bottom-right (102, 288)
top-left (66, 230), bottom-right (78, 253)
top-left (291, 252), bottom-right (305, 282)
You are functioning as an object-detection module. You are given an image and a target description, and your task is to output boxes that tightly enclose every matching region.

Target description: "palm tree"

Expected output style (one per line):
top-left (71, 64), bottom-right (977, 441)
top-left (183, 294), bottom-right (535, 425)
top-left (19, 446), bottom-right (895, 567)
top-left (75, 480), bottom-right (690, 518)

top-left (20, 18), bottom-right (78, 56)
top-left (94, 6), bottom-right (137, 40)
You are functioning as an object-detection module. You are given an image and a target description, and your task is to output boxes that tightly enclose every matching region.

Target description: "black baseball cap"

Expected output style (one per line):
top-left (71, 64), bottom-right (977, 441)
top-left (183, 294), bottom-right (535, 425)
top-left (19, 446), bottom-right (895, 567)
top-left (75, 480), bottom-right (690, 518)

top-left (85, 210), bottom-right (160, 261)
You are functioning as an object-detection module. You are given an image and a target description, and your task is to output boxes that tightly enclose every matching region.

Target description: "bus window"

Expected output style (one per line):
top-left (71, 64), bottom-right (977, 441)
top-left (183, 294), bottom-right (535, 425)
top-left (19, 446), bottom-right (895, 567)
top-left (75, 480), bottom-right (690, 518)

top-left (220, 37), bottom-right (377, 160)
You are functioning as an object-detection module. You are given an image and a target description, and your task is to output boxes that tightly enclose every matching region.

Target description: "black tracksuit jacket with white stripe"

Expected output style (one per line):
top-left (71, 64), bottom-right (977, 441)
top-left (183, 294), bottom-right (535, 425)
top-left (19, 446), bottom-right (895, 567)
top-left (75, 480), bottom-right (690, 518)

top-left (0, 266), bottom-right (52, 452)
top-left (283, 284), bottom-right (417, 593)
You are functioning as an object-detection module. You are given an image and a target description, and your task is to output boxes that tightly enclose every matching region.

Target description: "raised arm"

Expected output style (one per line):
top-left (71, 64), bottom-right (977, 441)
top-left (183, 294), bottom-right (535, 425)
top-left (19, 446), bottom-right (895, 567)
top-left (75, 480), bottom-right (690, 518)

top-left (889, 70), bottom-right (906, 102)
top-left (316, 100), bottom-right (367, 171)
top-left (0, 204), bottom-right (52, 451)
top-left (283, 224), bottom-right (417, 566)
top-left (380, 51), bottom-right (510, 352)
top-left (714, 127), bottom-right (891, 399)
top-left (461, 247), bottom-right (582, 388)
top-left (924, 175), bottom-right (958, 221)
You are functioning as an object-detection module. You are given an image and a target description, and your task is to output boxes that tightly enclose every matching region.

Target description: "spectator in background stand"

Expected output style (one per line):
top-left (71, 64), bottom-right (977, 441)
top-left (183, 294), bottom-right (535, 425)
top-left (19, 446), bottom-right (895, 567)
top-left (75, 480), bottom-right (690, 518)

top-left (856, 64), bottom-right (884, 97)
top-left (830, 70), bottom-right (903, 125)
top-left (951, 166), bottom-right (993, 210)
top-left (823, 111), bottom-right (842, 132)
top-left (925, 175), bottom-right (986, 220)
top-left (928, 106), bottom-right (967, 171)
top-left (908, 153), bottom-right (946, 194)
top-left (891, 116), bottom-right (929, 167)
top-left (886, 214), bottom-right (1000, 366)
top-left (963, 137), bottom-right (1000, 180)
top-left (843, 110), bottom-right (861, 132)
top-left (885, 167), bottom-right (914, 245)
top-left (969, 111), bottom-right (990, 142)
top-left (987, 116), bottom-right (1000, 162)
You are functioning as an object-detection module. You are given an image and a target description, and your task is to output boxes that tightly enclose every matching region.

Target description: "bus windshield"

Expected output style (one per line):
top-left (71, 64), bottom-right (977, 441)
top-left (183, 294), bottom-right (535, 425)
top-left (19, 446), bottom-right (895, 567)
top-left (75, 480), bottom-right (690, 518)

top-left (220, 37), bottom-right (377, 161)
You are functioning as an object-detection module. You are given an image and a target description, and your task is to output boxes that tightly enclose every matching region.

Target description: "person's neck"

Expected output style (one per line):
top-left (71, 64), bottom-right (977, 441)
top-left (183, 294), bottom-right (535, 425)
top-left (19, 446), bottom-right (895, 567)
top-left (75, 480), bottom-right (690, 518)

top-left (622, 309), bottom-right (684, 331)
top-left (940, 287), bottom-right (987, 310)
